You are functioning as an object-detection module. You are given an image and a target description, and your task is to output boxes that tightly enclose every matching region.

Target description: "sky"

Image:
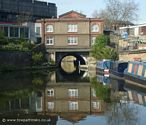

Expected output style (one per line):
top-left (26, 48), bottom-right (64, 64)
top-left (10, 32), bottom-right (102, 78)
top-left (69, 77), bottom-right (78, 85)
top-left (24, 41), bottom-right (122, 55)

top-left (40, 0), bottom-right (146, 24)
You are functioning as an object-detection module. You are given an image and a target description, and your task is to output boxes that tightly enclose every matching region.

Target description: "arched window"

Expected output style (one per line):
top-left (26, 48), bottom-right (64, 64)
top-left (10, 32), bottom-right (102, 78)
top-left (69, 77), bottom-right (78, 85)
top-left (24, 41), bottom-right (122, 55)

top-left (46, 25), bottom-right (53, 32)
top-left (91, 24), bottom-right (99, 32)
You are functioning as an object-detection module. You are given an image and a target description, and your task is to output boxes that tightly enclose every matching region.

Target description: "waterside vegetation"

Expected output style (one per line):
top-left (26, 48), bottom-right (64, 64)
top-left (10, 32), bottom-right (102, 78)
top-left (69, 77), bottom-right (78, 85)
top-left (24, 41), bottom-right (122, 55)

top-left (0, 30), bottom-right (55, 72)
top-left (91, 34), bottom-right (118, 60)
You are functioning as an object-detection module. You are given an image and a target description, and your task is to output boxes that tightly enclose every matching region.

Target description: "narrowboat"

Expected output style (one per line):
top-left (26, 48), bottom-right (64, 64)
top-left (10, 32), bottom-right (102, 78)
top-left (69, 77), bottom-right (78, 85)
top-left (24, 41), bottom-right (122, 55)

top-left (97, 75), bottom-right (110, 85)
top-left (109, 61), bottom-right (128, 78)
top-left (124, 61), bottom-right (146, 86)
top-left (96, 60), bottom-right (112, 77)
top-left (110, 78), bottom-right (125, 91)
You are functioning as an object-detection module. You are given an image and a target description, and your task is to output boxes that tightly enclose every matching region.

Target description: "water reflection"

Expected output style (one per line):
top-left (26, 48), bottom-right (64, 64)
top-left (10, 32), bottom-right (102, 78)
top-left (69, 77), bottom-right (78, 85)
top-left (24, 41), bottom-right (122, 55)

top-left (0, 69), bottom-right (146, 125)
top-left (105, 101), bottom-right (139, 125)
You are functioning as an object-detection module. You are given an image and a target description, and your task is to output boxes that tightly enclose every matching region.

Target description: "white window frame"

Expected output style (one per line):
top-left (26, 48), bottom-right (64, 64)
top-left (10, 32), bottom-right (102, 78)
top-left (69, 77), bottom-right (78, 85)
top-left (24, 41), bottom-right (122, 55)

top-left (91, 24), bottom-right (99, 32)
top-left (48, 102), bottom-right (54, 110)
top-left (68, 24), bottom-right (78, 32)
top-left (68, 89), bottom-right (78, 97)
top-left (9, 27), bottom-right (19, 38)
top-left (35, 26), bottom-right (40, 36)
top-left (92, 101), bottom-right (100, 109)
top-left (36, 97), bottom-right (42, 112)
top-left (68, 101), bottom-right (78, 110)
top-left (46, 24), bottom-right (54, 32)
top-left (46, 36), bottom-right (54, 45)
top-left (47, 89), bottom-right (54, 97)
top-left (68, 37), bottom-right (78, 45)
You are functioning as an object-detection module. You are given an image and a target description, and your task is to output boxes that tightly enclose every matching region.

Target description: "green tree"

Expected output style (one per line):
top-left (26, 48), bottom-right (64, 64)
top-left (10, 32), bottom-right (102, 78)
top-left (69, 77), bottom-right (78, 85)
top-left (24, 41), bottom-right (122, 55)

top-left (91, 34), bottom-right (118, 60)
top-left (94, 34), bottom-right (110, 47)
top-left (32, 52), bottom-right (44, 65)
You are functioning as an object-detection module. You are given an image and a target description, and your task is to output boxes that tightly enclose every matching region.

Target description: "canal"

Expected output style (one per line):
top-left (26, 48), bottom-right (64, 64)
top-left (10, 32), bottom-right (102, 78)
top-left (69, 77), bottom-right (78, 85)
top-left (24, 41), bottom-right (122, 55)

top-left (0, 64), bottom-right (146, 125)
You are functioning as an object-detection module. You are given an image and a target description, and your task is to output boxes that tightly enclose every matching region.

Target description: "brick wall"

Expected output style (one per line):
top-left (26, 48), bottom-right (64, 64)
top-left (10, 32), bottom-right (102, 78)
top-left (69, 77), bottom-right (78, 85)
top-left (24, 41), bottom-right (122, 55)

top-left (0, 50), bottom-right (31, 68)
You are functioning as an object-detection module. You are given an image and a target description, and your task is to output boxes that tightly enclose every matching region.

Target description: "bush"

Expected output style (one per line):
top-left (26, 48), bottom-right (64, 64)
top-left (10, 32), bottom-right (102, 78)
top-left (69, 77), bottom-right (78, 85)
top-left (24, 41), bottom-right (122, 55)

top-left (32, 52), bottom-right (44, 65)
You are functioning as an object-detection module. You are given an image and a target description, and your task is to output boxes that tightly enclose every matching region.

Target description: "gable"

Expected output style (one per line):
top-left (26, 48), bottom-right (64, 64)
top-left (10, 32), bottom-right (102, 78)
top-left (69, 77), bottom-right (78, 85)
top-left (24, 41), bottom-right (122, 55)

top-left (59, 11), bottom-right (86, 18)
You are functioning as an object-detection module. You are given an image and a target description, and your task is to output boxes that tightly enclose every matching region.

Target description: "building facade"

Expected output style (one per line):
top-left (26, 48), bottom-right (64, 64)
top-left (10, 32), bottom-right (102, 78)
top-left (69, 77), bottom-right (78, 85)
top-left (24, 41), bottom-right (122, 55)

top-left (36, 10), bottom-right (104, 62)
top-left (118, 23), bottom-right (146, 61)
top-left (119, 23), bottom-right (146, 51)
top-left (0, 23), bottom-right (30, 39)
top-left (0, 0), bottom-right (57, 22)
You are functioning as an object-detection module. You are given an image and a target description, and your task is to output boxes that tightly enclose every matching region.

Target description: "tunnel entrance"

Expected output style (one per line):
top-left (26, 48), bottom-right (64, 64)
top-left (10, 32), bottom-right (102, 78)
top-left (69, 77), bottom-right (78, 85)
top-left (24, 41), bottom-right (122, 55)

top-left (58, 53), bottom-right (86, 74)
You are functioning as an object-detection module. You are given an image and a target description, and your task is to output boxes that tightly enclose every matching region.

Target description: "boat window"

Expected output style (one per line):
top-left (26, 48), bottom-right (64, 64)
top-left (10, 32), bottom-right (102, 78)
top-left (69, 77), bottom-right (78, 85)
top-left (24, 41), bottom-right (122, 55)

top-left (137, 65), bottom-right (143, 76)
top-left (128, 63), bottom-right (133, 73)
top-left (119, 63), bottom-right (128, 72)
top-left (134, 64), bottom-right (138, 74)
top-left (144, 70), bottom-right (146, 77)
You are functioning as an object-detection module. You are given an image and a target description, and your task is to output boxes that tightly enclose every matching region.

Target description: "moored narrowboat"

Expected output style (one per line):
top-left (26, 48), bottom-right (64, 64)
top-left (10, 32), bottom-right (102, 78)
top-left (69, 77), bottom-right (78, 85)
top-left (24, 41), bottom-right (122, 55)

top-left (97, 75), bottom-right (110, 85)
top-left (96, 60), bottom-right (112, 76)
top-left (110, 61), bottom-right (128, 78)
top-left (124, 61), bottom-right (146, 86)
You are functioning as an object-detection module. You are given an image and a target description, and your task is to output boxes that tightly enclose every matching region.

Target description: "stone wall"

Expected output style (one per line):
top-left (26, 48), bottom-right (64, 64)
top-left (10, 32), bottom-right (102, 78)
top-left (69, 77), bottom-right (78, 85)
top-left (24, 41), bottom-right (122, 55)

top-left (0, 50), bottom-right (31, 68)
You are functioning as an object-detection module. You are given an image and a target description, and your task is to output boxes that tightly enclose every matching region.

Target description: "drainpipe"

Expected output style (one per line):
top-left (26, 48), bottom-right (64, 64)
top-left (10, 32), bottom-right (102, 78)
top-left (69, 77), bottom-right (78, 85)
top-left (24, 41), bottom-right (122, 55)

top-left (41, 18), bottom-right (45, 44)
top-left (89, 18), bottom-right (91, 47)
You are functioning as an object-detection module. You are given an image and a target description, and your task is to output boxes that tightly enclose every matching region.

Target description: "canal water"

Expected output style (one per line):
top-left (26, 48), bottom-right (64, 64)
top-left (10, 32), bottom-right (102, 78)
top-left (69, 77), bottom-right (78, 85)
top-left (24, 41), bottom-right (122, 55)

top-left (0, 66), bottom-right (146, 125)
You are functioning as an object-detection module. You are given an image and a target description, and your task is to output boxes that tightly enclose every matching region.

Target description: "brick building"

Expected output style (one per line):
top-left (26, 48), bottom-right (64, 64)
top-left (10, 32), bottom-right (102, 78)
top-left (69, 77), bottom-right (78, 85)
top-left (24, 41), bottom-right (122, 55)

top-left (35, 10), bottom-right (104, 62)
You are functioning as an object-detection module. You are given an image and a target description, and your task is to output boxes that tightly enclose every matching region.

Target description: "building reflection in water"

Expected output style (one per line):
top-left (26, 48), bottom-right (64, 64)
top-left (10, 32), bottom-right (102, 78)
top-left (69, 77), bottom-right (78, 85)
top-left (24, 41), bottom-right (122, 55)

top-left (96, 74), bottom-right (146, 125)
top-left (0, 69), bottom-right (146, 125)
top-left (0, 69), bottom-right (106, 125)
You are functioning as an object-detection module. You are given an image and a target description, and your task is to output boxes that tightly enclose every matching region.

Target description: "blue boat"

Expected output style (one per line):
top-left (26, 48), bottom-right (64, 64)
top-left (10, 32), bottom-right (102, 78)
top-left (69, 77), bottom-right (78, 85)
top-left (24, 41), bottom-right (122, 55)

top-left (109, 61), bottom-right (128, 78)
top-left (124, 61), bottom-right (146, 86)
top-left (97, 75), bottom-right (110, 85)
top-left (96, 60), bottom-right (112, 76)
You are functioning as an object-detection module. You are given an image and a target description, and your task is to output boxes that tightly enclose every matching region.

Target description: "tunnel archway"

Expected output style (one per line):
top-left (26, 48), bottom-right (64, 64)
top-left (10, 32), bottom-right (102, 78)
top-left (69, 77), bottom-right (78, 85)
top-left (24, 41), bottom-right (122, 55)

top-left (58, 53), bottom-right (86, 74)
top-left (59, 53), bottom-right (86, 67)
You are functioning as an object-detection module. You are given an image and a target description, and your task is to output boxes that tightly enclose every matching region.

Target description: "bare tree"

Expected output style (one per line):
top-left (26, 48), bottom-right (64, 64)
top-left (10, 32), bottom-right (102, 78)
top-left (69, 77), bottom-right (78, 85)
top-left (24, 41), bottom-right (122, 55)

top-left (92, 0), bottom-right (139, 29)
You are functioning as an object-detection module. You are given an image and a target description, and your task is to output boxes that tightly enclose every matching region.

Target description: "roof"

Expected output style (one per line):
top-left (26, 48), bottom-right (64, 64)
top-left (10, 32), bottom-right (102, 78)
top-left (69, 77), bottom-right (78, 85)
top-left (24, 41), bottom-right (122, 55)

top-left (114, 20), bottom-right (134, 26)
top-left (59, 10), bottom-right (86, 18)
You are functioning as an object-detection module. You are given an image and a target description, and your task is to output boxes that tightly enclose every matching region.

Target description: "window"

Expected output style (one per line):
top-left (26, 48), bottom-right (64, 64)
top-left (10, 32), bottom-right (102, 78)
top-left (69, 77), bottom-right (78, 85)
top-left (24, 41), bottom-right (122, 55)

top-left (128, 63), bottom-right (133, 73)
top-left (91, 24), bottom-right (99, 32)
top-left (137, 65), bottom-right (143, 76)
top-left (48, 102), bottom-right (54, 110)
top-left (36, 27), bottom-right (40, 36)
top-left (68, 24), bottom-right (78, 32)
top-left (92, 101), bottom-right (100, 109)
top-left (92, 37), bottom-right (96, 45)
top-left (10, 27), bottom-right (19, 38)
top-left (4, 26), bottom-right (8, 37)
top-left (68, 37), bottom-right (78, 45)
top-left (47, 89), bottom-right (54, 97)
top-left (46, 36), bottom-right (54, 45)
top-left (46, 25), bottom-right (53, 32)
top-left (68, 101), bottom-right (78, 110)
top-left (144, 70), bottom-right (146, 77)
top-left (20, 27), bottom-right (29, 38)
top-left (68, 89), bottom-right (78, 98)
top-left (36, 97), bottom-right (42, 111)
